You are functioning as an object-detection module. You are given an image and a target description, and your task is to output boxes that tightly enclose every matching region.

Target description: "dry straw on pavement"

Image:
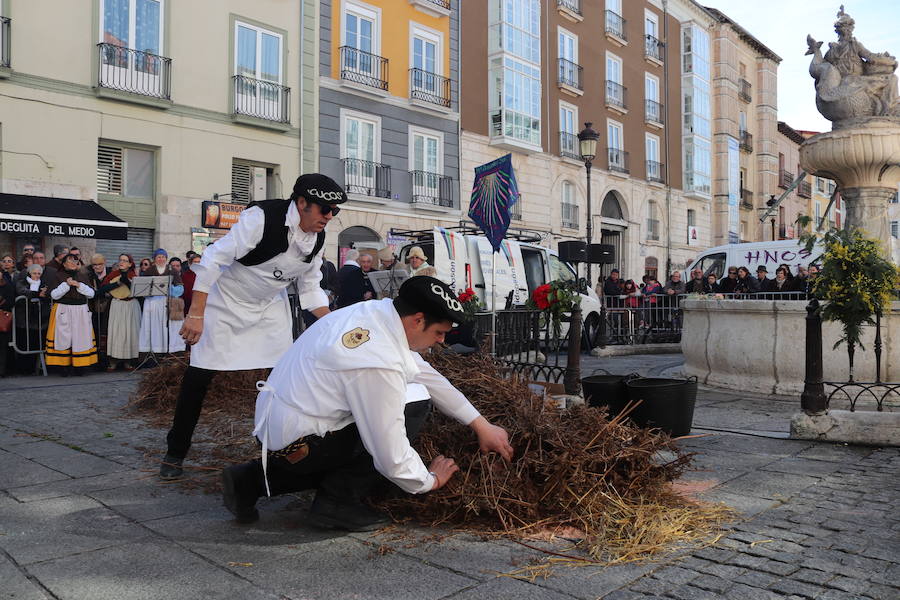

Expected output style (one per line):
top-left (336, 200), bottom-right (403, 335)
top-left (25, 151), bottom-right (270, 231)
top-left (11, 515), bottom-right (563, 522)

top-left (131, 352), bottom-right (731, 563)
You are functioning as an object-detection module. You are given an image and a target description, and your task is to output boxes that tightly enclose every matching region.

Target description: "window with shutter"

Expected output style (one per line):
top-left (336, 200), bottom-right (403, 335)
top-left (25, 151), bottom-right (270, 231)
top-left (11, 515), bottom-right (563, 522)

top-left (97, 145), bottom-right (124, 195)
top-left (231, 163), bottom-right (252, 203)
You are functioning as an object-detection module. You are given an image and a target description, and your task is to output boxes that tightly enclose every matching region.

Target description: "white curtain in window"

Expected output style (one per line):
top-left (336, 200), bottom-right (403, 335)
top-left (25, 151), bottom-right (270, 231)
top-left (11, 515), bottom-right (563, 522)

top-left (135, 0), bottom-right (160, 54)
top-left (237, 26), bottom-right (256, 78)
top-left (125, 148), bottom-right (153, 198)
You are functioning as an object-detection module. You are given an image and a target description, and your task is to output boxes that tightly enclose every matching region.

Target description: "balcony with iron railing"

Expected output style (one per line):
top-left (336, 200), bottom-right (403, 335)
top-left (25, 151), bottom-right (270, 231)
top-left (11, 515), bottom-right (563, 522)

top-left (739, 78), bottom-right (752, 103)
top-left (339, 46), bottom-right (388, 92)
top-left (557, 0), bottom-right (582, 19)
top-left (645, 99), bottom-right (664, 125)
top-left (1, 17), bottom-right (10, 70)
top-left (605, 10), bottom-right (627, 42)
top-left (233, 75), bottom-right (291, 123)
top-left (97, 43), bottom-right (172, 100)
top-left (645, 34), bottom-right (662, 62)
top-left (606, 80), bottom-right (627, 111)
top-left (741, 188), bottom-right (753, 209)
top-left (607, 147), bottom-right (629, 174)
top-left (561, 202), bottom-right (579, 229)
top-left (780, 169), bottom-right (794, 189)
top-left (409, 68), bottom-right (451, 108)
top-left (557, 58), bottom-right (583, 94)
top-left (646, 218), bottom-right (660, 241)
top-left (646, 160), bottom-right (665, 184)
top-left (342, 158), bottom-right (391, 199)
top-left (510, 201), bottom-right (522, 221)
top-left (798, 179), bottom-right (812, 198)
top-left (559, 132), bottom-right (580, 160)
top-left (410, 171), bottom-right (453, 208)
top-left (739, 130), bottom-right (753, 153)
top-left (409, 0), bottom-right (451, 17)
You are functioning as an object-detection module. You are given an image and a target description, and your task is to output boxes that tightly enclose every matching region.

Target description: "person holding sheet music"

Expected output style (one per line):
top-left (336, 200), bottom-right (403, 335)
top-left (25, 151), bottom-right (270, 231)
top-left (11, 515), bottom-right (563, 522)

top-left (44, 253), bottom-right (98, 374)
top-left (138, 249), bottom-right (185, 355)
top-left (159, 174), bottom-right (345, 480)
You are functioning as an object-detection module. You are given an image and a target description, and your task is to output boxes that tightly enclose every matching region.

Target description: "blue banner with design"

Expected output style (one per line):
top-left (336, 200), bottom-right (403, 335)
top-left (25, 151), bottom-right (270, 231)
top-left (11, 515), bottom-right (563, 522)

top-left (467, 154), bottom-right (519, 252)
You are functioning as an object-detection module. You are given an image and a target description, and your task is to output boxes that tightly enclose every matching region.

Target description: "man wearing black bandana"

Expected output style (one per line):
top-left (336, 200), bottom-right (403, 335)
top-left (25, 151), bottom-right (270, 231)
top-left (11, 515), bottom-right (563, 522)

top-left (159, 173), bottom-right (347, 480)
top-left (222, 276), bottom-right (514, 531)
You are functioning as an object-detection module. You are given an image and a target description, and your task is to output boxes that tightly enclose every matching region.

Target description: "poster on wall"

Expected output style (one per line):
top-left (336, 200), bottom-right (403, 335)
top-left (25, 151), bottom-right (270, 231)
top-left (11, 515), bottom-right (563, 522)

top-left (727, 137), bottom-right (740, 244)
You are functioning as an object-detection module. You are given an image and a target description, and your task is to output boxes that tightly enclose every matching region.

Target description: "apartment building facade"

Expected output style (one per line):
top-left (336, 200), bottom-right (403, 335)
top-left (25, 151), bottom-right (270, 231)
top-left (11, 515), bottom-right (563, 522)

top-left (768, 121), bottom-right (809, 241)
top-left (705, 7), bottom-right (780, 245)
top-left (0, 0), bottom-right (316, 259)
top-left (458, 0), bottom-right (724, 283)
top-left (316, 0), bottom-right (460, 263)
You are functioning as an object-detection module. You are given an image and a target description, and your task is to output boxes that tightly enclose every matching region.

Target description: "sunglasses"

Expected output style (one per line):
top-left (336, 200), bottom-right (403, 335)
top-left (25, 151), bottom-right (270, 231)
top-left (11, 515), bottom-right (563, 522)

top-left (309, 198), bottom-right (340, 216)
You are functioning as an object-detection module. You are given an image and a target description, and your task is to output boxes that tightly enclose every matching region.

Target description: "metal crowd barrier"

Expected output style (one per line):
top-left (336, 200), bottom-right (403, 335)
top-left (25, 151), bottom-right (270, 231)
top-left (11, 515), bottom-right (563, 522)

top-left (10, 295), bottom-right (48, 376)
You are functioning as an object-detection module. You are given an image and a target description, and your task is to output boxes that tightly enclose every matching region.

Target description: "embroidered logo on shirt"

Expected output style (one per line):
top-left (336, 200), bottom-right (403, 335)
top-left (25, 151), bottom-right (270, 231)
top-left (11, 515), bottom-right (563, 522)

top-left (341, 327), bottom-right (370, 349)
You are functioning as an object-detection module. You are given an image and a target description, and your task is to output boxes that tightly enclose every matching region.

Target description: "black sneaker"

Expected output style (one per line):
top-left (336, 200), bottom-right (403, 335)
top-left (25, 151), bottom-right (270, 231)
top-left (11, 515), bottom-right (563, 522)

top-left (158, 454), bottom-right (184, 480)
top-left (306, 494), bottom-right (391, 532)
top-left (222, 464), bottom-right (260, 524)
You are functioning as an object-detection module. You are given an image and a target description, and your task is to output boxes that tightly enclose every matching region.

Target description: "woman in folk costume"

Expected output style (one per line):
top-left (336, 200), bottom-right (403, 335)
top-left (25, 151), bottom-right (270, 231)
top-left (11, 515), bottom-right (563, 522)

top-left (139, 249), bottom-right (186, 354)
top-left (87, 254), bottom-right (111, 369)
top-left (45, 253), bottom-right (98, 373)
top-left (99, 254), bottom-right (142, 371)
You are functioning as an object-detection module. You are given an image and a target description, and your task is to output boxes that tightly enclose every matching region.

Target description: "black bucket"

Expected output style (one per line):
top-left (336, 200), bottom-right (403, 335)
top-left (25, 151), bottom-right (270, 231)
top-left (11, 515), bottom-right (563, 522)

top-left (624, 376), bottom-right (698, 437)
top-left (581, 370), bottom-right (635, 415)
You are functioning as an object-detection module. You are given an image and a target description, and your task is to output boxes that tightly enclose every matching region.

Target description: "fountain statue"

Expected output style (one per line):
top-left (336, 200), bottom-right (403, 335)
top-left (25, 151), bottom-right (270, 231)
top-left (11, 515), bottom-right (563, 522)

top-left (800, 5), bottom-right (900, 252)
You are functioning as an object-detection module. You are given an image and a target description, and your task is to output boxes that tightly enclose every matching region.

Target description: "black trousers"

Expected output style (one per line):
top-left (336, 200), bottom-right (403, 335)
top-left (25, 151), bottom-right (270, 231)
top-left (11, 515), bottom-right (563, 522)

top-left (166, 366), bottom-right (218, 459)
top-left (248, 399), bottom-right (432, 502)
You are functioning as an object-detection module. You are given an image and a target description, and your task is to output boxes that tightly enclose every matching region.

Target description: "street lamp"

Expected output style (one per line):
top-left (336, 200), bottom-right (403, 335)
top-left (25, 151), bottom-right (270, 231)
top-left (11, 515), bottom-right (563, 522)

top-left (578, 122), bottom-right (599, 284)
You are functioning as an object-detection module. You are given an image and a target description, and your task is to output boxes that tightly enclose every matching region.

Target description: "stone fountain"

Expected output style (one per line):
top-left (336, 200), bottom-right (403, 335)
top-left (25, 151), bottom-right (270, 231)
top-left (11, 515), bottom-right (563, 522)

top-left (800, 5), bottom-right (900, 250)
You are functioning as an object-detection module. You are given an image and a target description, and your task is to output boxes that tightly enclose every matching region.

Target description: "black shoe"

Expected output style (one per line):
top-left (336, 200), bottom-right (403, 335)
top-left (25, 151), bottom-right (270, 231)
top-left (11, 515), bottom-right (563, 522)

top-left (307, 494), bottom-right (391, 532)
top-left (222, 464), bottom-right (260, 524)
top-left (159, 454), bottom-right (184, 480)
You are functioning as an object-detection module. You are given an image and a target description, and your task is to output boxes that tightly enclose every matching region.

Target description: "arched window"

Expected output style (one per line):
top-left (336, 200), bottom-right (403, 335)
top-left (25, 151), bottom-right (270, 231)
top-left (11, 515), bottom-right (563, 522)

top-left (601, 191), bottom-right (624, 220)
top-left (337, 226), bottom-right (381, 265)
top-left (561, 181), bottom-right (578, 229)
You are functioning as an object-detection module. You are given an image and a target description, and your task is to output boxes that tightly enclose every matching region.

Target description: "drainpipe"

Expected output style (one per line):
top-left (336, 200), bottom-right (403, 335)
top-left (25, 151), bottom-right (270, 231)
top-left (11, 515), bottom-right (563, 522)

top-left (663, 0), bottom-right (672, 278)
top-left (299, 0), bottom-right (305, 181)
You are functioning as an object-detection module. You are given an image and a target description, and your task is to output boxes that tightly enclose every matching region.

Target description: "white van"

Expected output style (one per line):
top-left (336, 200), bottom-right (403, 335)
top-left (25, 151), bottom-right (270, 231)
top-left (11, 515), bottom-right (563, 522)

top-left (396, 226), bottom-right (603, 342)
top-left (684, 239), bottom-right (823, 280)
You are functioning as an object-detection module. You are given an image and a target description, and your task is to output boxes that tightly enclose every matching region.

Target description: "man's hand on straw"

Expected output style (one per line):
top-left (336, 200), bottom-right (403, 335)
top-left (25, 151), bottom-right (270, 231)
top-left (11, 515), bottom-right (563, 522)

top-left (428, 455), bottom-right (459, 490)
top-left (470, 416), bottom-right (514, 462)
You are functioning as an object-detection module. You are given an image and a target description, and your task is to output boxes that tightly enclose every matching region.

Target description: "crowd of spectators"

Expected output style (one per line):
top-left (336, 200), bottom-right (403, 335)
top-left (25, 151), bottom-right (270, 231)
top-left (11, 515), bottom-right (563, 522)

top-left (0, 244), bottom-right (203, 377)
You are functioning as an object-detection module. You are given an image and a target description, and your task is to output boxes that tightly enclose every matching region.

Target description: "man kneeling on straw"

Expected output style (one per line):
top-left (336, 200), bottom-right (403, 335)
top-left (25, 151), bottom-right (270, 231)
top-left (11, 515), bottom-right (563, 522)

top-left (222, 276), bottom-right (515, 531)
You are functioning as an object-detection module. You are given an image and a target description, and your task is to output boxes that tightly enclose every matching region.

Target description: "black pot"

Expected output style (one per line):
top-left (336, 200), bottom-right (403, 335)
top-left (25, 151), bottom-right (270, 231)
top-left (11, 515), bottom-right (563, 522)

top-left (581, 370), bottom-right (635, 415)
top-left (624, 376), bottom-right (698, 437)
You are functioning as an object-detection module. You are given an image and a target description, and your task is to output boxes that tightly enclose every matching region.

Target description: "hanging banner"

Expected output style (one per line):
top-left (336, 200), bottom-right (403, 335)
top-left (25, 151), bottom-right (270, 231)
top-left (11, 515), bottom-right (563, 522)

top-left (727, 137), bottom-right (740, 244)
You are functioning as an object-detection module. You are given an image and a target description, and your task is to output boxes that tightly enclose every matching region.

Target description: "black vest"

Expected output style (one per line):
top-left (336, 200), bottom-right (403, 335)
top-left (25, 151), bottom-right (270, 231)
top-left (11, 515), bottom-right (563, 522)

top-left (236, 199), bottom-right (326, 267)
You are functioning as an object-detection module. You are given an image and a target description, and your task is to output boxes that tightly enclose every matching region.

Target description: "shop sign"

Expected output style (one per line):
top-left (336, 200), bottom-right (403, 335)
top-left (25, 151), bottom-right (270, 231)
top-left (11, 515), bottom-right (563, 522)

top-left (0, 218), bottom-right (126, 240)
top-left (201, 201), bottom-right (246, 229)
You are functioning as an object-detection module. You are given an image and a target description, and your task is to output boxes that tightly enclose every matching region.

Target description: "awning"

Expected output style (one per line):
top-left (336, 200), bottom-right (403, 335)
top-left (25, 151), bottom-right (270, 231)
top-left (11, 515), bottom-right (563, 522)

top-left (0, 193), bottom-right (129, 240)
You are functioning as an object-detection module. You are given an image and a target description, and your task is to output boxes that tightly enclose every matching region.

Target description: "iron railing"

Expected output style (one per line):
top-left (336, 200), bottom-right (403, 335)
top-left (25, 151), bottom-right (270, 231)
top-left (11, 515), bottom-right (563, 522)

top-left (740, 130), bottom-right (753, 153)
top-left (739, 78), bottom-right (752, 103)
top-left (646, 160), bottom-right (665, 184)
top-left (646, 99), bottom-right (664, 124)
top-left (607, 147), bottom-right (629, 174)
top-left (741, 188), bottom-right (753, 209)
top-left (232, 75), bottom-right (291, 123)
top-left (559, 131), bottom-right (580, 160)
top-left (410, 171), bottom-right (453, 207)
top-left (557, 0), bottom-right (581, 15)
top-left (97, 43), bottom-right (171, 99)
top-left (342, 158), bottom-right (391, 198)
top-left (606, 80), bottom-right (626, 110)
top-left (605, 10), bottom-right (626, 40)
top-left (409, 68), bottom-right (451, 108)
top-left (561, 202), bottom-right (579, 229)
top-left (780, 169), bottom-right (794, 189)
top-left (510, 202), bottom-right (522, 221)
top-left (645, 34), bottom-right (662, 61)
top-left (421, 0), bottom-right (450, 9)
top-left (1, 17), bottom-right (10, 69)
top-left (557, 58), bottom-right (583, 91)
top-left (798, 179), bottom-right (812, 198)
top-left (339, 46), bottom-right (388, 91)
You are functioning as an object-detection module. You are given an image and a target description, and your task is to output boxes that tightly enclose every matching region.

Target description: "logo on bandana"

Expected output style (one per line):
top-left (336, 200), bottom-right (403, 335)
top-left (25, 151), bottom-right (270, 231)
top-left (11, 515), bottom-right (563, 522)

top-left (341, 327), bottom-right (370, 349)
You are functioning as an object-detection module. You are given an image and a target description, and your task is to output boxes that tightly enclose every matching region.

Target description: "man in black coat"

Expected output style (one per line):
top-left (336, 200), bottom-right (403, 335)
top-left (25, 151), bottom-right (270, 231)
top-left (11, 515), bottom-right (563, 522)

top-left (336, 249), bottom-right (374, 308)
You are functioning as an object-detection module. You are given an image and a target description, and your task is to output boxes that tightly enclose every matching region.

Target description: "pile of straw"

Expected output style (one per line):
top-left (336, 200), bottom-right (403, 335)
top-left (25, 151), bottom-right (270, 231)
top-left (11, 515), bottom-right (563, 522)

top-left (377, 351), bottom-right (732, 563)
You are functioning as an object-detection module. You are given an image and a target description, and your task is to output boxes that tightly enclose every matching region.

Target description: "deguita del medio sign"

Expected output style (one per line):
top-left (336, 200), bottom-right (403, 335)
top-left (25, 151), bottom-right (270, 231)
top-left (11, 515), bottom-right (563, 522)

top-left (0, 219), bottom-right (127, 240)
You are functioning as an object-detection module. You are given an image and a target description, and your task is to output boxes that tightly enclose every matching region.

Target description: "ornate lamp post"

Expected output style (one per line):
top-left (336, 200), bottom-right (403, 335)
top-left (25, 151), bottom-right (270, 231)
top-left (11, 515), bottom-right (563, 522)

top-left (578, 122), bottom-right (599, 284)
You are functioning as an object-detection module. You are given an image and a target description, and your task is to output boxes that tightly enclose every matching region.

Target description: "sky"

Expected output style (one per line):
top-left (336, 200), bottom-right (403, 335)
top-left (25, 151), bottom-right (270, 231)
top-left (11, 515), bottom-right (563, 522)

top-left (702, 0), bottom-right (900, 132)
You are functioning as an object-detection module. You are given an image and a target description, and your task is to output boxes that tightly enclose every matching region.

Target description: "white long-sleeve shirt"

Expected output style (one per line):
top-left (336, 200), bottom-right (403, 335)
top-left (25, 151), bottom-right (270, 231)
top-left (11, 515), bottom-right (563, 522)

top-left (254, 298), bottom-right (480, 495)
top-left (187, 201), bottom-right (330, 370)
top-left (51, 281), bottom-right (94, 300)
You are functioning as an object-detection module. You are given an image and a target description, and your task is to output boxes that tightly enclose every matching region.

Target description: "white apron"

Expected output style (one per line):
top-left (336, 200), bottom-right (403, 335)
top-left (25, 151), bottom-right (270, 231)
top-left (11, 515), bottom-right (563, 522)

top-left (189, 253), bottom-right (319, 371)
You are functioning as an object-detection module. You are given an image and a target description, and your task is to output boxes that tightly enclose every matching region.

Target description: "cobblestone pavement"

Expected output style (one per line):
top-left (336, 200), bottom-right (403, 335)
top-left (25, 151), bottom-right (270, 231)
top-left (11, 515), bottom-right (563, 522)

top-left (0, 357), bottom-right (898, 599)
